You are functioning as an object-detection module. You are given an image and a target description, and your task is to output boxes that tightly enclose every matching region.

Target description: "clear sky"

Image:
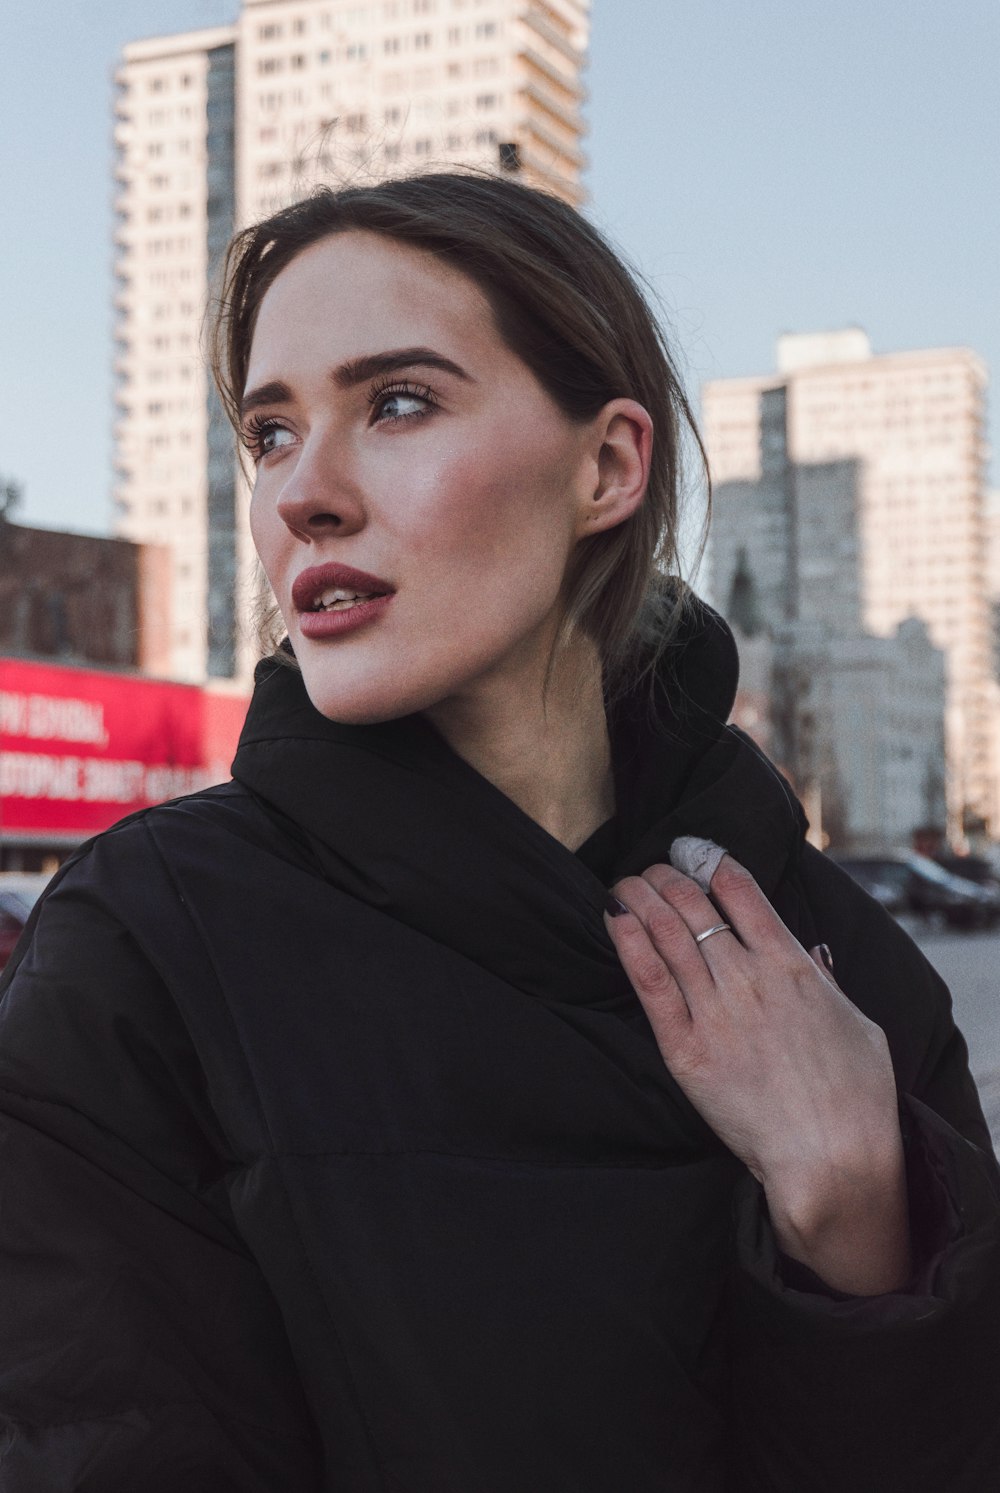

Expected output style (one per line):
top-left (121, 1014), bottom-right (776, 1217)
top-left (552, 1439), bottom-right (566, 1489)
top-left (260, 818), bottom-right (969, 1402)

top-left (1, 0), bottom-right (996, 535)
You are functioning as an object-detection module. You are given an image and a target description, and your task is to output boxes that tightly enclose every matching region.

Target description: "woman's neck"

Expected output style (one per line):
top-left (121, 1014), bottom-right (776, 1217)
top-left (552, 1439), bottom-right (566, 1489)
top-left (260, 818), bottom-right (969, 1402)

top-left (424, 632), bottom-right (614, 851)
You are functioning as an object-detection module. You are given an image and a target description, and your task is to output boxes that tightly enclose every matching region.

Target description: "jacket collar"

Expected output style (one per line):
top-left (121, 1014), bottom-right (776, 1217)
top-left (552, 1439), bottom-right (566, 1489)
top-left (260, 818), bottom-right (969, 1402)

top-left (231, 600), bottom-right (804, 1012)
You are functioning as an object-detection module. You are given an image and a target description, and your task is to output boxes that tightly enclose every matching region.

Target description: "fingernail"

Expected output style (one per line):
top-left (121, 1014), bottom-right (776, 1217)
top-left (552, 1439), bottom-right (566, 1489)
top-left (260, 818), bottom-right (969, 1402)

top-left (605, 894), bottom-right (630, 917)
top-left (817, 943), bottom-right (834, 974)
top-left (669, 836), bottom-right (727, 893)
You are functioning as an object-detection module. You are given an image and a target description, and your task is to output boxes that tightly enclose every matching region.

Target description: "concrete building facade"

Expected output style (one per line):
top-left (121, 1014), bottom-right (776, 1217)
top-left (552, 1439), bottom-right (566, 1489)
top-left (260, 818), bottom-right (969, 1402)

top-left (704, 330), bottom-right (993, 835)
top-left (112, 27), bottom-right (238, 683)
top-left (237, 0), bottom-right (588, 222)
top-left (728, 616), bottom-right (947, 854)
top-left (112, 0), bottom-right (590, 683)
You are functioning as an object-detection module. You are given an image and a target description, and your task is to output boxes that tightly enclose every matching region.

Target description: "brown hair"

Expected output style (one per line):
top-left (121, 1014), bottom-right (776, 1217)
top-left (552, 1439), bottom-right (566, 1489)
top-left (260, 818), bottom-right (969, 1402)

top-left (210, 169), bottom-right (708, 701)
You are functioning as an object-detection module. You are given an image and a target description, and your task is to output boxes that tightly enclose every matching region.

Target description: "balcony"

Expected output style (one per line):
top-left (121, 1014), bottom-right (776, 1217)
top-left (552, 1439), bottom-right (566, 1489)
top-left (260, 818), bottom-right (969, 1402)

top-left (518, 78), bottom-right (583, 138)
top-left (518, 46), bottom-right (585, 103)
top-left (520, 113), bottom-right (586, 170)
top-left (517, 145), bottom-right (586, 206)
top-left (522, 8), bottom-right (585, 67)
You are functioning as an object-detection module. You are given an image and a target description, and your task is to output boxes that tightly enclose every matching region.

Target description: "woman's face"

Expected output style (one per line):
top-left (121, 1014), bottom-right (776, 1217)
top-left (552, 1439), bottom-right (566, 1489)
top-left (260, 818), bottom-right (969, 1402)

top-left (244, 230), bottom-right (632, 724)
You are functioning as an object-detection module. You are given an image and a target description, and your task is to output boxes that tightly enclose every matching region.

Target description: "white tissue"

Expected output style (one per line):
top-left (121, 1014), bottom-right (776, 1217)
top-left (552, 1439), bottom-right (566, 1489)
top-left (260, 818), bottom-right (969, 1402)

top-left (669, 836), bottom-right (727, 893)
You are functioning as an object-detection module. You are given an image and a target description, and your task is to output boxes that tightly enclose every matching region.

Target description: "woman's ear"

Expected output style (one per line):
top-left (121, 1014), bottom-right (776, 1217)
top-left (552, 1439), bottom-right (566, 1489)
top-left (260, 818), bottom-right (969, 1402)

top-left (575, 399), bottom-right (654, 539)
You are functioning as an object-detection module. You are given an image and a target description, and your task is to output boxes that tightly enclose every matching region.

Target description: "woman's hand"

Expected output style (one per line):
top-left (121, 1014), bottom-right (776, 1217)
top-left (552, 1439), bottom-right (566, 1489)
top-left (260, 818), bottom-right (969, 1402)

top-left (604, 847), bottom-right (912, 1296)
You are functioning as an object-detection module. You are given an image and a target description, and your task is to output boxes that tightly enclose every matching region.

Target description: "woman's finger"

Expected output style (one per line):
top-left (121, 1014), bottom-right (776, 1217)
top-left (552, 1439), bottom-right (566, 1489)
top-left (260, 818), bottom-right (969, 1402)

top-left (808, 943), bottom-right (840, 987)
top-left (608, 873), bottom-right (721, 999)
top-left (639, 861), bottom-right (742, 966)
top-left (603, 896), bottom-right (695, 1052)
top-left (687, 851), bottom-right (803, 956)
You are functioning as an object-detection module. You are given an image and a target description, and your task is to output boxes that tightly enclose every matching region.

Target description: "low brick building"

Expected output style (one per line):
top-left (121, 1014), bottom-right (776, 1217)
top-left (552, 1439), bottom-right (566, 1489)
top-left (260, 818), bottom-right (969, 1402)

top-left (0, 517), bottom-right (172, 676)
top-left (0, 518), bottom-right (247, 871)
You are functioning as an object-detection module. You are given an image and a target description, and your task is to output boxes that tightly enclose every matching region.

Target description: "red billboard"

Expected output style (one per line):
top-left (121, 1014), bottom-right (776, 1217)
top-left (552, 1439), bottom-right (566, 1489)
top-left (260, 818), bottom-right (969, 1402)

top-left (0, 658), bottom-right (249, 840)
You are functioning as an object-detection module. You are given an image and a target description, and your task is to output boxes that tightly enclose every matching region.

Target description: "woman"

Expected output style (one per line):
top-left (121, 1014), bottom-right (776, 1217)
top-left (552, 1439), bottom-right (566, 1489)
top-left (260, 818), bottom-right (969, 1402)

top-left (1, 171), bottom-right (998, 1491)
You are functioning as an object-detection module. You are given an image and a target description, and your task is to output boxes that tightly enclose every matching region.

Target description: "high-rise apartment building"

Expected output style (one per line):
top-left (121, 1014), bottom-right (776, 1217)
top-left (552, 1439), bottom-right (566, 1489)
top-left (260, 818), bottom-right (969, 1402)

top-left (113, 27), bottom-right (237, 683)
top-left (703, 330), bottom-right (994, 833)
top-left (238, 0), bottom-right (588, 222)
top-left (113, 0), bottom-right (590, 682)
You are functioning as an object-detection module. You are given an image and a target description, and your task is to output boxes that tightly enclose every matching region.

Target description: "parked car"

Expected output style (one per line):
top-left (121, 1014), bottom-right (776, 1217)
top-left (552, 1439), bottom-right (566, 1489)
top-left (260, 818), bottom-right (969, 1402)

top-left (933, 852), bottom-right (1000, 892)
top-left (0, 874), bottom-right (52, 973)
top-left (832, 852), bottom-right (1000, 930)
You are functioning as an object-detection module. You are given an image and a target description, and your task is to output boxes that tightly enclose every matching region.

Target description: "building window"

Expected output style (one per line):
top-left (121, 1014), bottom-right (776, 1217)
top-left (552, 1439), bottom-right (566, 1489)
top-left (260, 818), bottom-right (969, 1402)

top-left (258, 57), bottom-right (283, 74)
top-left (476, 93), bottom-right (498, 109)
top-left (414, 31), bottom-right (432, 48)
top-left (414, 137), bottom-right (433, 155)
top-left (384, 35), bottom-right (401, 53)
top-left (259, 23), bottom-right (282, 38)
top-left (290, 53), bottom-right (307, 69)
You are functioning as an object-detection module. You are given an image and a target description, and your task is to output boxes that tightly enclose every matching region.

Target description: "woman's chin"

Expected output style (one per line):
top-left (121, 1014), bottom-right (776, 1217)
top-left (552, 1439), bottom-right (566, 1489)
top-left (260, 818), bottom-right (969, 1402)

top-left (299, 666), bottom-right (437, 727)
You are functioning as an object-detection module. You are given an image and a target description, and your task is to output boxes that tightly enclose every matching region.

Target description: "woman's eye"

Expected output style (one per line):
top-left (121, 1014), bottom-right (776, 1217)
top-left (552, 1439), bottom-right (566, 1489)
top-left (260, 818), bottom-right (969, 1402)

top-left (370, 384), bottom-right (435, 425)
top-left (244, 418), bottom-right (295, 461)
top-left (260, 423), bottom-right (295, 454)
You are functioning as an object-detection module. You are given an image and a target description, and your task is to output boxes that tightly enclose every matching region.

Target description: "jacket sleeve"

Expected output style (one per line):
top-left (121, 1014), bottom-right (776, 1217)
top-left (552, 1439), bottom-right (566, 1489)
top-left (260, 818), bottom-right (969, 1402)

top-left (0, 853), bottom-right (321, 1492)
top-left (730, 845), bottom-right (1000, 1492)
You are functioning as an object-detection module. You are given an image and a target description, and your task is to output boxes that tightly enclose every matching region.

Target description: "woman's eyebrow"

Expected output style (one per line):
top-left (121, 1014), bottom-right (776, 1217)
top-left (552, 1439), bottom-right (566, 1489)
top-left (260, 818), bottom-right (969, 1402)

top-left (332, 348), bottom-right (473, 388)
top-left (240, 380), bottom-right (292, 421)
top-left (240, 349), bottom-right (473, 423)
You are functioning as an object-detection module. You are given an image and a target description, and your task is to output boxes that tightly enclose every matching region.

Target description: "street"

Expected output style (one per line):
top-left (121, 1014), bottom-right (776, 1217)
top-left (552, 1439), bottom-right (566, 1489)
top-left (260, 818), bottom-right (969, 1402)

top-left (909, 920), bottom-right (1000, 1153)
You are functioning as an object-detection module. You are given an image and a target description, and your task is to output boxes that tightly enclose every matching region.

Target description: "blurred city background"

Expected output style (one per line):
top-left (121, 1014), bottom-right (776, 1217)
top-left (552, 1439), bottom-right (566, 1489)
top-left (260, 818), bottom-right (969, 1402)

top-left (1, 0), bottom-right (998, 1131)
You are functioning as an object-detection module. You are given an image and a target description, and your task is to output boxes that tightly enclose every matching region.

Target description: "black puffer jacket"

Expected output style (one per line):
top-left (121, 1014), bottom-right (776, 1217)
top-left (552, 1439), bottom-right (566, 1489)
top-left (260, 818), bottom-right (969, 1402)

top-left (1, 608), bottom-right (998, 1492)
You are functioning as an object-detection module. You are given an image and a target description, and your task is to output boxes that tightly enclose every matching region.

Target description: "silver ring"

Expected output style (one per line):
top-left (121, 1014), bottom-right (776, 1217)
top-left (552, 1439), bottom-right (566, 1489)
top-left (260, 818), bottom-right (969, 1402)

top-left (694, 922), bottom-right (732, 945)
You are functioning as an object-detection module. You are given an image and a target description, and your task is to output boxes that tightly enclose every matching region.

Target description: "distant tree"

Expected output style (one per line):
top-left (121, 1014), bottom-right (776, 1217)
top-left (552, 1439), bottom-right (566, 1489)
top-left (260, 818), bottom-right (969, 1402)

top-left (0, 475), bottom-right (23, 522)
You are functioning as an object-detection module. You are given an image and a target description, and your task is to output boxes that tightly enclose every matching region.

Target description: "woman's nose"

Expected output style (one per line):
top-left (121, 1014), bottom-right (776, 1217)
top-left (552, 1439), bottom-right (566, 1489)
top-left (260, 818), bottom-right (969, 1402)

top-left (274, 431), bottom-right (366, 541)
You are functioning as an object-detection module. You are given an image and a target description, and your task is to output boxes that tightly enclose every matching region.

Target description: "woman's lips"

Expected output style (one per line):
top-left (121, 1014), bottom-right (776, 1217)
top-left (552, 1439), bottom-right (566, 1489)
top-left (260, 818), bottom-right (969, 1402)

top-left (291, 562), bottom-right (394, 614)
top-left (291, 561), bottom-right (395, 641)
top-left (297, 593), bottom-right (394, 640)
